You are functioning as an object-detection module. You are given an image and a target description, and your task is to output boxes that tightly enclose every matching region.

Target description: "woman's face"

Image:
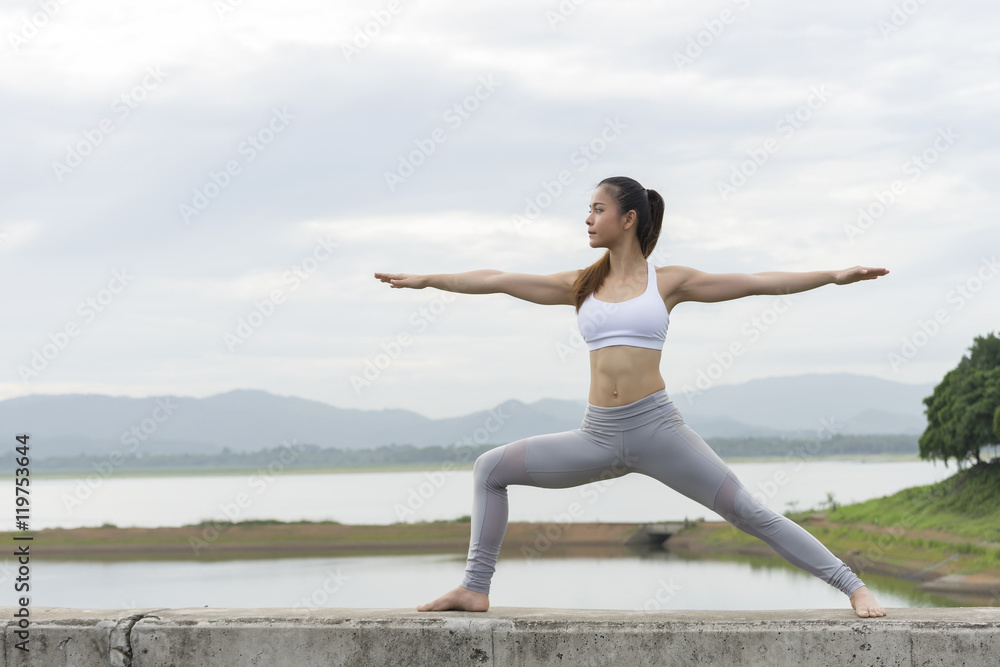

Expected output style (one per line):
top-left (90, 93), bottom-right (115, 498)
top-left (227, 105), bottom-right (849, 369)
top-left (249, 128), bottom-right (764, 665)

top-left (586, 186), bottom-right (626, 247)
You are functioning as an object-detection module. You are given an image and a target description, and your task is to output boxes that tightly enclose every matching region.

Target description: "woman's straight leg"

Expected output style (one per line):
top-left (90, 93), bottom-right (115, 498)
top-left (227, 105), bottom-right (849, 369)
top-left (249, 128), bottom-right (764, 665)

top-left (625, 395), bottom-right (866, 598)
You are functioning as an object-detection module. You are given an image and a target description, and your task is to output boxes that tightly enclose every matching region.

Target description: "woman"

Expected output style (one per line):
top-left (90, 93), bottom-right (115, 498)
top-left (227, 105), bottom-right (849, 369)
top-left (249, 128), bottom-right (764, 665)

top-left (374, 175), bottom-right (889, 618)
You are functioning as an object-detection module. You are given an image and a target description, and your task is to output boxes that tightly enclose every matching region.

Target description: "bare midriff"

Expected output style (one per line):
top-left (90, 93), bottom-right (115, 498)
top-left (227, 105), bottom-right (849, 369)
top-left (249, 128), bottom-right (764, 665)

top-left (587, 345), bottom-right (665, 407)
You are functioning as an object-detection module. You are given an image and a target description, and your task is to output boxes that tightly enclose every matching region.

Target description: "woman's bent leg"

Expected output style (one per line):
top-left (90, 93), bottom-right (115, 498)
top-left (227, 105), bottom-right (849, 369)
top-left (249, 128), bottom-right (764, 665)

top-left (461, 427), bottom-right (626, 594)
top-left (628, 401), bottom-right (866, 598)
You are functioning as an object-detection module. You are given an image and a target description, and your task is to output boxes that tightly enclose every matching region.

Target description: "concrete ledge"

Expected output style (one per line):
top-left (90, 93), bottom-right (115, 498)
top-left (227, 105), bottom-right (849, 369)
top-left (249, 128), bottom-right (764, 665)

top-left (3, 606), bottom-right (999, 666)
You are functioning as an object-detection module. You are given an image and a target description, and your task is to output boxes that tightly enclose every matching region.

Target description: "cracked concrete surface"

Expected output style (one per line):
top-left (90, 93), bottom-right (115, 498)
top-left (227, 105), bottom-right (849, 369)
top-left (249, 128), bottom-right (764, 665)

top-left (2, 606), bottom-right (999, 666)
top-left (110, 611), bottom-right (164, 667)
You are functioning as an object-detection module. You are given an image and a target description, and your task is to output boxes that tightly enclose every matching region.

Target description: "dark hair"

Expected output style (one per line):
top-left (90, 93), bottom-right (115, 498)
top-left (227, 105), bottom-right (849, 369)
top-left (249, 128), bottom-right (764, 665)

top-left (572, 176), bottom-right (664, 313)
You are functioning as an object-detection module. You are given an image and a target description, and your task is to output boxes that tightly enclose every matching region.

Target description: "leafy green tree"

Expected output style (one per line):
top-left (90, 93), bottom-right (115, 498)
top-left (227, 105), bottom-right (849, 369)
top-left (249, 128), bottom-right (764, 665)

top-left (994, 404), bottom-right (1000, 442)
top-left (920, 332), bottom-right (1000, 468)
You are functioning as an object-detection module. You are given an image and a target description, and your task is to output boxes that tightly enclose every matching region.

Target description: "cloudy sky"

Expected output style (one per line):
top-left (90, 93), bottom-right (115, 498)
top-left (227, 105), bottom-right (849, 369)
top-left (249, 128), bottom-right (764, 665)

top-left (2, 0), bottom-right (997, 420)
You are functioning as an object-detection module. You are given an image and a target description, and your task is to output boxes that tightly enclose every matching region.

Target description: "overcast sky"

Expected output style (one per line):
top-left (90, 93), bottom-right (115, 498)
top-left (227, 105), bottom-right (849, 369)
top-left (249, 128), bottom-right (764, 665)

top-left (2, 0), bottom-right (997, 420)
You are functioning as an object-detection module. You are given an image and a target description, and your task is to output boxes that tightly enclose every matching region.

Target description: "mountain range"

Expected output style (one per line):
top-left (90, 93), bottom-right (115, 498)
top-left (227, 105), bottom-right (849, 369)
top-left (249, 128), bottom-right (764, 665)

top-left (0, 373), bottom-right (935, 459)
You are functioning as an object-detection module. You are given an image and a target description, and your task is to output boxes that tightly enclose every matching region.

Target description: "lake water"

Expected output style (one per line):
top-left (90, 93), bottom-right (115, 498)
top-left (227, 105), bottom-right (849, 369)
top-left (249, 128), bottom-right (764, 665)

top-left (13, 459), bottom-right (958, 530)
top-left (26, 551), bottom-right (967, 612)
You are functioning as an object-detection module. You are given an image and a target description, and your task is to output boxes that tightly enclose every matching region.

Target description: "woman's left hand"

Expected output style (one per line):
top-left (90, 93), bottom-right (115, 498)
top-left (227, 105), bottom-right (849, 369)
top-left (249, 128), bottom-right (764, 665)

top-left (834, 265), bottom-right (890, 285)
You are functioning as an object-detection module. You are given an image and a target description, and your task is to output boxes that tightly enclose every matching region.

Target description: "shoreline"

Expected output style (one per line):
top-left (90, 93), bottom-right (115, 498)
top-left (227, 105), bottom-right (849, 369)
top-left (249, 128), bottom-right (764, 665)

top-left (8, 518), bottom-right (998, 600)
top-left (2, 452), bottom-right (931, 480)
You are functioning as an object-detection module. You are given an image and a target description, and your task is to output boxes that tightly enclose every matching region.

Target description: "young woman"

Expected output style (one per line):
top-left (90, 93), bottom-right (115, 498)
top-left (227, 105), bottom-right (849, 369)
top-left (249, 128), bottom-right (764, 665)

top-left (374, 175), bottom-right (889, 618)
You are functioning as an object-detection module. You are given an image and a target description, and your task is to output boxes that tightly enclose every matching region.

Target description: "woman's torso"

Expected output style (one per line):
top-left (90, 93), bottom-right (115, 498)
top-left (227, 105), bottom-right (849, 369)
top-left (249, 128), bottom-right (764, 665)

top-left (582, 262), bottom-right (680, 407)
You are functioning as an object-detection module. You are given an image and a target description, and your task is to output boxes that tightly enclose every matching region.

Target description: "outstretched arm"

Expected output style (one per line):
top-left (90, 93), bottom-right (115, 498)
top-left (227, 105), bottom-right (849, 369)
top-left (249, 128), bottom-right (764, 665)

top-left (670, 265), bottom-right (889, 303)
top-left (373, 270), bottom-right (501, 293)
top-left (374, 269), bottom-right (580, 305)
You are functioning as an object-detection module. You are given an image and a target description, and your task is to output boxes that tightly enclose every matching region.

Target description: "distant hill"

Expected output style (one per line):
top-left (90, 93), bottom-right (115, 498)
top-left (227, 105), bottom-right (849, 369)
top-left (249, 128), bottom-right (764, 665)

top-left (675, 372), bottom-right (934, 438)
top-left (0, 373), bottom-right (935, 459)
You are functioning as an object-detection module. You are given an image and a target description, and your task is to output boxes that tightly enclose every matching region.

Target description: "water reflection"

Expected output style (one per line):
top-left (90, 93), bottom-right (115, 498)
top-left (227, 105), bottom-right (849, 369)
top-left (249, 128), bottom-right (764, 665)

top-left (34, 546), bottom-right (970, 612)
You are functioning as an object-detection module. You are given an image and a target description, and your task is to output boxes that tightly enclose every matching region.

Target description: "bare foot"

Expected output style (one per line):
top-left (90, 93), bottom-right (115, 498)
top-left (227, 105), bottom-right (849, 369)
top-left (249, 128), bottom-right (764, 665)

top-left (850, 586), bottom-right (886, 618)
top-left (417, 585), bottom-right (489, 612)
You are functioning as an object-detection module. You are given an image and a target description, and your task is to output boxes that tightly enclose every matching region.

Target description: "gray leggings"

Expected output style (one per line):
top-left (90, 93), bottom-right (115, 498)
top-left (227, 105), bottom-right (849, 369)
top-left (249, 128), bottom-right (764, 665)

top-left (460, 388), bottom-right (865, 598)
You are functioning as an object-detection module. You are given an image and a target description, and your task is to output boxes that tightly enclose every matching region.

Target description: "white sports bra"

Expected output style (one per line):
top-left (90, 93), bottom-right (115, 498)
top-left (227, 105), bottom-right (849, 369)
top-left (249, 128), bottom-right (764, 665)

top-left (576, 260), bottom-right (669, 352)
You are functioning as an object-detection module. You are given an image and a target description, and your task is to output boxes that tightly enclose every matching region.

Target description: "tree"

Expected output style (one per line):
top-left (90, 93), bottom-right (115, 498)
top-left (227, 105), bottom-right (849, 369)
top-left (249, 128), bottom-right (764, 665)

top-left (919, 332), bottom-right (1000, 468)
top-left (994, 404), bottom-right (1000, 442)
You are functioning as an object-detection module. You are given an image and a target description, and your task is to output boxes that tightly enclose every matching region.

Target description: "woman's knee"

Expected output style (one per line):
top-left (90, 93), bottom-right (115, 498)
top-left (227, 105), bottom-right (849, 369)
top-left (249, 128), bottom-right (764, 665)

top-left (732, 487), bottom-right (782, 529)
top-left (713, 476), bottom-right (774, 528)
top-left (472, 445), bottom-right (507, 485)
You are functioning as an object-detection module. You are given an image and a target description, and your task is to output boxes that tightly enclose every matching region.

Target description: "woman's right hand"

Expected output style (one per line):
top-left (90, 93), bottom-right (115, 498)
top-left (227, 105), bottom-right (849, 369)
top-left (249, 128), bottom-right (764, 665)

top-left (374, 272), bottom-right (428, 289)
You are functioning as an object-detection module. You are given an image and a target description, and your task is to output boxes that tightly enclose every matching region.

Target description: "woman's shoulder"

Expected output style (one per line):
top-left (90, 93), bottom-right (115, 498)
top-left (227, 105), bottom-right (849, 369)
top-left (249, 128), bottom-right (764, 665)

top-left (653, 265), bottom-right (693, 313)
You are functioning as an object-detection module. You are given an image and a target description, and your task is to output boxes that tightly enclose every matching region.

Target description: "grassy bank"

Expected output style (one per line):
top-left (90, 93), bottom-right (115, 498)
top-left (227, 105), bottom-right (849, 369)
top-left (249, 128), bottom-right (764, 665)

top-left (0, 518), bottom-right (642, 562)
top-left (671, 459), bottom-right (1000, 578)
top-left (817, 458), bottom-right (1000, 541)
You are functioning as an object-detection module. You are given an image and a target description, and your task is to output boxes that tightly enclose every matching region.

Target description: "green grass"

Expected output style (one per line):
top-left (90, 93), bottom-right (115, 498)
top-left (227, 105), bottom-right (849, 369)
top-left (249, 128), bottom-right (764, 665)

top-left (685, 460), bottom-right (1000, 576)
top-left (817, 459), bottom-right (1000, 543)
top-left (790, 460), bottom-right (1000, 574)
